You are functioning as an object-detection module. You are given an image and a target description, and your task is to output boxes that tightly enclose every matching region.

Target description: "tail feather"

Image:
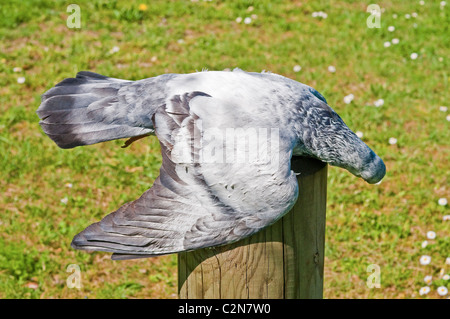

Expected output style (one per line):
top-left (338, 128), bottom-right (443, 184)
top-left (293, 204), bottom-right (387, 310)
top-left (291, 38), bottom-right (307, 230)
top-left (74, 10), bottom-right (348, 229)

top-left (37, 71), bottom-right (154, 149)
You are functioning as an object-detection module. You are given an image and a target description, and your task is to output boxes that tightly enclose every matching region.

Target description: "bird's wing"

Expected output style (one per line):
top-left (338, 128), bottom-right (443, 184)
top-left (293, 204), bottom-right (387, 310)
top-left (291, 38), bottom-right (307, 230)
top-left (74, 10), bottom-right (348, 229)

top-left (71, 91), bottom-right (299, 260)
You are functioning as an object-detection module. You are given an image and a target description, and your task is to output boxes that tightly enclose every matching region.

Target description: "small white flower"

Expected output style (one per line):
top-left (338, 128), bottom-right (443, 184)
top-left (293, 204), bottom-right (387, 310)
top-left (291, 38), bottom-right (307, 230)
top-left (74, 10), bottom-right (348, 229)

top-left (356, 131), bottom-right (363, 138)
top-left (446, 257), bottom-right (450, 265)
top-left (419, 0), bottom-right (425, 5)
top-left (421, 240), bottom-right (428, 248)
top-left (343, 94), bottom-right (354, 104)
top-left (443, 215), bottom-right (450, 221)
top-left (236, 17), bottom-right (242, 23)
top-left (410, 52), bottom-right (418, 60)
top-left (17, 77), bottom-right (25, 84)
top-left (438, 198), bottom-right (448, 206)
top-left (247, 6), bottom-right (254, 12)
top-left (412, 12), bottom-right (418, 18)
top-left (437, 286), bottom-right (448, 296)
top-left (177, 39), bottom-right (185, 44)
top-left (439, 57), bottom-right (444, 62)
top-left (110, 46), bottom-right (120, 53)
top-left (251, 14), bottom-right (258, 20)
top-left (392, 14), bottom-right (398, 19)
top-left (312, 11), bottom-right (327, 19)
top-left (441, 1), bottom-right (446, 7)
top-left (328, 65), bottom-right (336, 73)
top-left (426, 231), bottom-right (436, 240)
top-left (439, 106), bottom-right (448, 112)
top-left (151, 56), bottom-right (158, 62)
top-left (447, 115), bottom-right (450, 121)
top-left (391, 38), bottom-right (399, 44)
top-left (420, 255), bottom-right (431, 265)
top-left (419, 286), bottom-right (430, 295)
top-left (65, 183), bottom-right (73, 188)
top-left (13, 67), bottom-right (22, 72)
top-left (384, 41), bottom-right (391, 48)
top-left (405, 13), bottom-right (411, 19)
top-left (374, 99), bottom-right (384, 107)
top-left (424, 275), bottom-right (433, 285)
top-left (243, 17), bottom-right (252, 24)
top-left (388, 137), bottom-right (397, 145)
top-left (293, 65), bottom-right (301, 72)
top-left (60, 197), bottom-right (68, 205)
top-left (443, 274), bottom-right (450, 280)
top-left (388, 26), bottom-right (395, 32)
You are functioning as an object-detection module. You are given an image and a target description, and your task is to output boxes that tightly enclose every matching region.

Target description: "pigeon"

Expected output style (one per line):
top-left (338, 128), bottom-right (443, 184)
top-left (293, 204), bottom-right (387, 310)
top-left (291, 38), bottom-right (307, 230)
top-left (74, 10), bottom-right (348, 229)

top-left (37, 68), bottom-right (386, 260)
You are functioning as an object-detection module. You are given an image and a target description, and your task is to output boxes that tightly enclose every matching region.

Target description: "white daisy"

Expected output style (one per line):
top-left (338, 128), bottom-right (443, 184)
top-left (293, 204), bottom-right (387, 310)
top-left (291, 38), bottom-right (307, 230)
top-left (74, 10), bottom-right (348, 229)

top-left (426, 231), bottom-right (436, 240)
top-left (447, 115), bottom-right (450, 121)
top-left (110, 46), bottom-right (120, 53)
top-left (343, 94), bottom-right (354, 104)
top-left (412, 12), bottom-right (418, 18)
top-left (421, 240), bottom-right (428, 248)
top-left (243, 17), bottom-right (252, 24)
top-left (420, 255), bottom-right (431, 265)
top-left (60, 197), bottom-right (69, 205)
top-left (13, 67), bottom-right (22, 72)
top-left (235, 17), bottom-right (242, 23)
top-left (441, 1), bottom-right (446, 8)
top-left (443, 274), bottom-right (450, 280)
top-left (419, 286), bottom-right (430, 295)
top-left (391, 38), bottom-right (399, 44)
top-left (388, 26), bottom-right (395, 32)
top-left (439, 106), bottom-right (448, 112)
top-left (293, 65), bottom-right (301, 72)
top-left (356, 131), bottom-right (363, 138)
top-left (424, 275), bottom-right (432, 285)
top-left (437, 286), bottom-right (448, 296)
top-left (405, 13), bottom-right (411, 19)
top-left (388, 137), bottom-right (397, 145)
top-left (328, 65), bottom-right (336, 73)
top-left (419, 0), bottom-right (425, 5)
top-left (392, 14), bottom-right (398, 19)
top-left (374, 99), bottom-right (384, 107)
top-left (438, 198), bottom-right (448, 206)
top-left (17, 77), bottom-right (25, 84)
top-left (443, 215), bottom-right (450, 221)
top-left (410, 52), bottom-right (418, 60)
top-left (446, 257), bottom-right (450, 265)
top-left (384, 41), bottom-right (391, 48)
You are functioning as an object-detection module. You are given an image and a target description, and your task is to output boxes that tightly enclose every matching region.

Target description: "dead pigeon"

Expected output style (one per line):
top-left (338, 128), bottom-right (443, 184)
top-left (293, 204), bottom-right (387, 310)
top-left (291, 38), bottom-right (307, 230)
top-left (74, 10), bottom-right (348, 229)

top-left (37, 68), bottom-right (386, 260)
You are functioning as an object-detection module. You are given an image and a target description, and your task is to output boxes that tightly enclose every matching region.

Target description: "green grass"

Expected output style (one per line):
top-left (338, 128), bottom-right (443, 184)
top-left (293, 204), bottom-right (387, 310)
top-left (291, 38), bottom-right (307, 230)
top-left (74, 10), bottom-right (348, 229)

top-left (0, 0), bottom-right (448, 299)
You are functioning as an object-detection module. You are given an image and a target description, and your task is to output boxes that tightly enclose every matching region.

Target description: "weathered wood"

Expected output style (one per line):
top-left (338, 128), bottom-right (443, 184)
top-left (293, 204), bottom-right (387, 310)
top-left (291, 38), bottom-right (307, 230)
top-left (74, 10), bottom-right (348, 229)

top-left (178, 157), bottom-right (327, 299)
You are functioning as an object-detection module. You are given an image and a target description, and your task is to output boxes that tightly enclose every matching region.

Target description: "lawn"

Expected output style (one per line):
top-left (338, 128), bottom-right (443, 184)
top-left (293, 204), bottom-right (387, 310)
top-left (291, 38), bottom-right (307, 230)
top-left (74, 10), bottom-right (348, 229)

top-left (0, 0), bottom-right (448, 299)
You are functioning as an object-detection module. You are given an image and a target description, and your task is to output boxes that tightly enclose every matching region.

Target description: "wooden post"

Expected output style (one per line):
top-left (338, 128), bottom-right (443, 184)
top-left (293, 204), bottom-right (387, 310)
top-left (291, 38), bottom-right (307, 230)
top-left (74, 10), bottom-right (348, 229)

top-left (178, 157), bottom-right (327, 299)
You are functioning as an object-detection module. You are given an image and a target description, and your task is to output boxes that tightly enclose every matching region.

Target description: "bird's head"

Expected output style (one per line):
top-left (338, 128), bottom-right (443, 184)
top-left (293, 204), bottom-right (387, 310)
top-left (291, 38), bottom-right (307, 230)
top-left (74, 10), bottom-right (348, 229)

top-left (293, 92), bottom-right (386, 184)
